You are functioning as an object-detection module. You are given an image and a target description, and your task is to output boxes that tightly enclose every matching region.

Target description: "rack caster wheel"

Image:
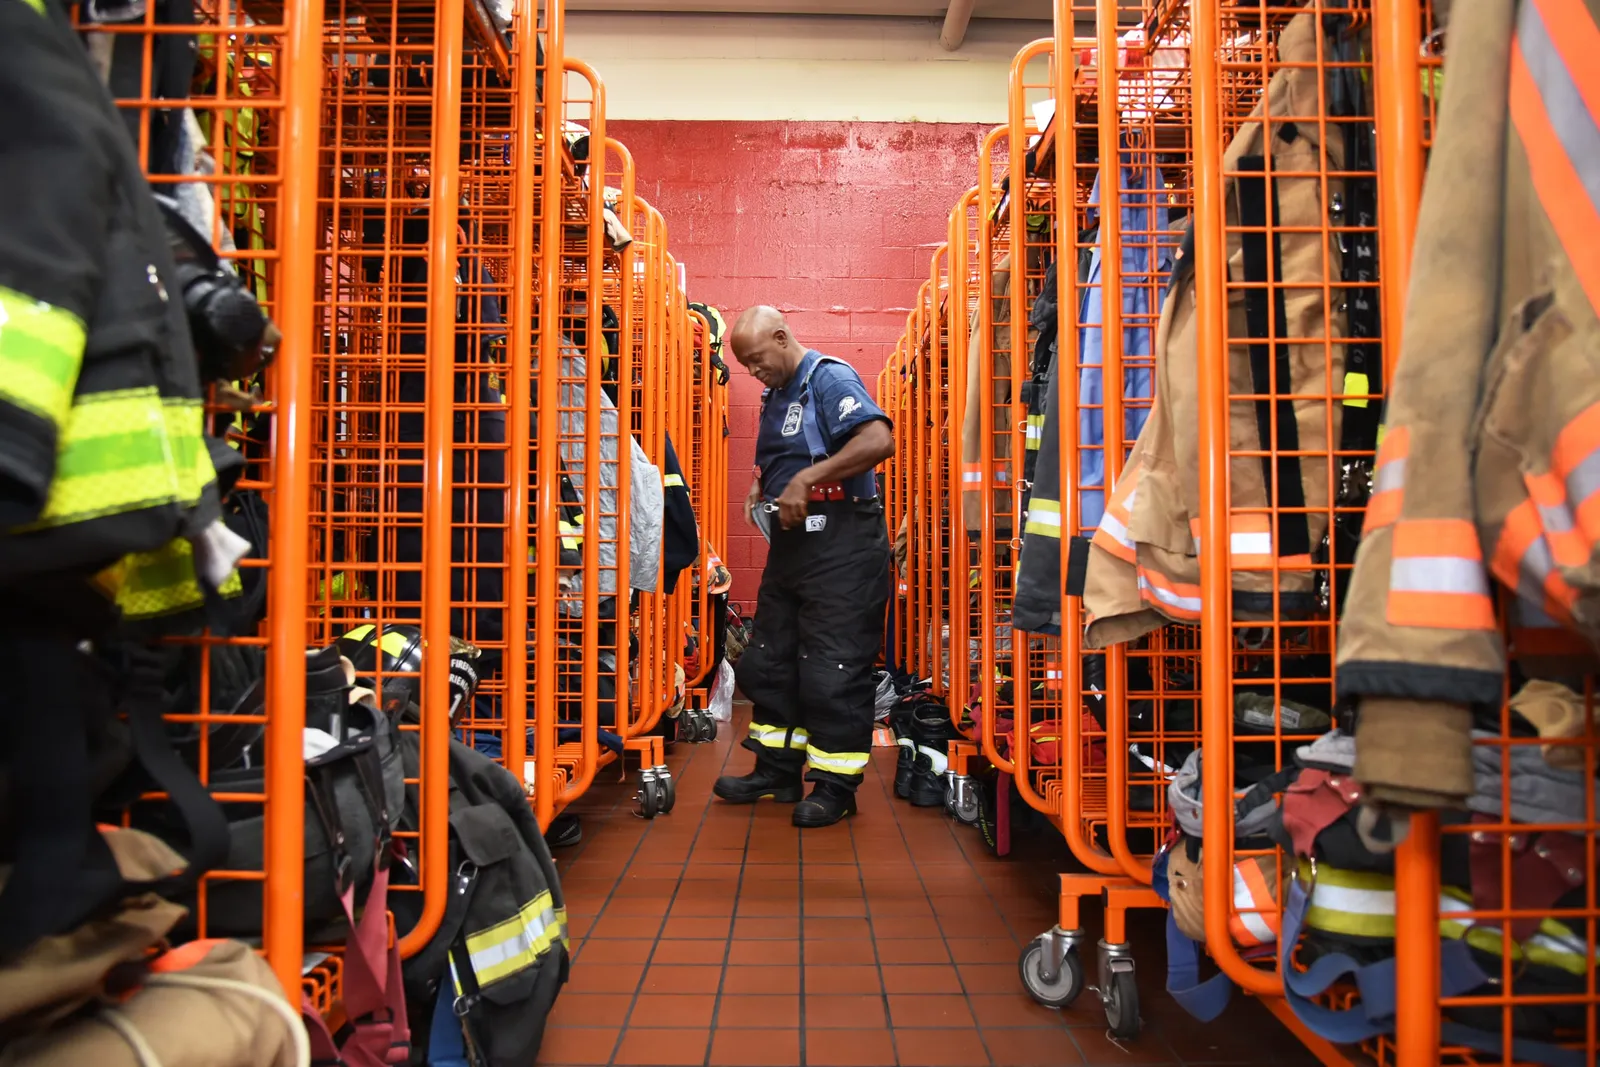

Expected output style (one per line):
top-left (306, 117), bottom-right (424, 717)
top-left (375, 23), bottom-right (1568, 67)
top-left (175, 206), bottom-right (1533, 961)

top-left (635, 771), bottom-right (662, 819)
top-left (654, 765), bottom-right (676, 814)
top-left (1097, 941), bottom-right (1139, 1039)
top-left (1018, 933), bottom-right (1083, 1009)
top-left (948, 776), bottom-right (980, 824)
top-left (1101, 967), bottom-right (1140, 1039)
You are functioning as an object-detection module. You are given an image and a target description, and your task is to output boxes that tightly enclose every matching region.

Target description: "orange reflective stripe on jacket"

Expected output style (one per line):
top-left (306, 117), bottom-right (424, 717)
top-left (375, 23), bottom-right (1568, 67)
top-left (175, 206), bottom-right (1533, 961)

top-left (1043, 653), bottom-right (1062, 692)
top-left (1091, 462), bottom-right (1141, 563)
top-left (1511, 0), bottom-right (1600, 313)
top-left (1138, 566), bottom-right (1202, 621)
top-left (1549, 399), bottom-right (1600, 548)
top-left (961, 461), bottom-right (1012, 490)
top-left (1523, 468), bottom-right (1590, 568)
top-left (1387, 518), bottom-right (1497, 630)
top-left (1363, 425), bottom-right (1409, 533)
top-left (1229, 859), bottom-right (1280, 947)
top-left (1492, 496), bottom-right (1581, 627)
top-left (1185, 512), bottom-right (1314, 571)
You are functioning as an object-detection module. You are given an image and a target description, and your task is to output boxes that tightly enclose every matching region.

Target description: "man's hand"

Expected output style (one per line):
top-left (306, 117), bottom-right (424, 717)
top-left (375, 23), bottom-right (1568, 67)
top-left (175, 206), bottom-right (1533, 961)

top-left (743, 477), bottom-right (763, 529)
top-left (776, 472), bottom-right (812, 530)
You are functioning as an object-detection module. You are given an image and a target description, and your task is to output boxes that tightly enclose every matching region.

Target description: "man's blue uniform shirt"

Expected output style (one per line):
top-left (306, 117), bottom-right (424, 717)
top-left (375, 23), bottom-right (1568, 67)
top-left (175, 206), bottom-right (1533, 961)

top-left (754, 350), bottom-right (890, 500)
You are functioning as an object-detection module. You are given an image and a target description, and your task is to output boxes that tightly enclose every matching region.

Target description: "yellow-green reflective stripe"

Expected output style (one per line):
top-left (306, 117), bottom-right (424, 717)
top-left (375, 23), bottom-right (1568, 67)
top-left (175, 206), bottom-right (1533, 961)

top-left (1024, 414), bottom-right (1044, 451)
top-left (114, 537), bottom-right (235, 621)
top-left (18, 0), bottom-right (47, 14)
top-left (19, 387), bottom-right (187, 531)
top-left (0, 286), bottom-right (86, 429)
top-left (559, 519), bottom-right (582, 551)
top-left (461, 894), bottom-right (568, 989)
top-left (163, 398), bottom-right (213, 507)
top-left (748, 722), bottom-right (808, 750)
top-left (664, 473), bottom-right (685, 488)
top-left (1300, 864), bottom-right (1596, 972)
top-left (319, 571), bottom-right (359, 600)
top-left (805, 747), bottom-right (870, 775)
top-left (1024, 498), bottom-right (1062, 539)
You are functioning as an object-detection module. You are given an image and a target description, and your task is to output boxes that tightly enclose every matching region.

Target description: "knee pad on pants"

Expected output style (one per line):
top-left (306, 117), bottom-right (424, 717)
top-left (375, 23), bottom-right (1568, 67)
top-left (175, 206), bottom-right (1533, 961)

top-left (735, 641), bottom-right (784, 707)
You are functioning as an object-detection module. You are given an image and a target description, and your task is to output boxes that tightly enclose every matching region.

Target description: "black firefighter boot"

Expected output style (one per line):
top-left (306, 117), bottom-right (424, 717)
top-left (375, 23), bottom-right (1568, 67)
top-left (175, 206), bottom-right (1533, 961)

top-left (713, 752), bottom-right (804, 804)
top-left (793, 778), bottom-right (858, 828)
top-left (907, 700), bottom-right (965, 808)
top-left (890, 698), bottom-right (918, 799)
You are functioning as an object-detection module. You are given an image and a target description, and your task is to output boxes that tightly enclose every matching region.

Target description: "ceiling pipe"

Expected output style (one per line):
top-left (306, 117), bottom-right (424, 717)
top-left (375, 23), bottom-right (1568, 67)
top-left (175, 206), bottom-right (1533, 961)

top-left (939, 0), bottom-right (975, 50)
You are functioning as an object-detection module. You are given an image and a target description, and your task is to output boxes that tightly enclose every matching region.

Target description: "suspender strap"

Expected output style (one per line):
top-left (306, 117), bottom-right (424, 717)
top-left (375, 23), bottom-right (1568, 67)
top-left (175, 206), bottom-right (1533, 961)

top-left (794, 352), bottom-right (878, 500)
top-left (1164, 912), bottom-right (1238, 1022)
top-left (1326, 27), bottom-right (1384, 456)
top-left (1236, 157), bottom-right (1312, 560)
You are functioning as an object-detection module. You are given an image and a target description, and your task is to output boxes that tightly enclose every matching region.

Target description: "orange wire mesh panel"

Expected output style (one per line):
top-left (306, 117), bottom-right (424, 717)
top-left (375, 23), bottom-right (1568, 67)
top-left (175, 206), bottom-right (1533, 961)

top-left (965, 124), bottom-right (1020, 799)
top-left (1156, 1), bottom-right (1384, 1062)
top-left (677, 295), bottom-right (732, 742)
top-left (944, 186), bottom-right (993, 787)
top-left (306, 0), bottom-right (516, 961)
top-left (1328, 3), bottom-right (1600, 1065)
top-left (545, 58), bottom-right (624, 815)
top-left (72, 0), bottom-right (323, 1000)
top-left (544, 63), bottom-right (704, 820)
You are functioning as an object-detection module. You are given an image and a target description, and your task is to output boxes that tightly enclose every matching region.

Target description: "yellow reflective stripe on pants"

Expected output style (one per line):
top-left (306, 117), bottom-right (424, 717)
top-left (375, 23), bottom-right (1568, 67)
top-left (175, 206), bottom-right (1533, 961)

top-left (805, 747), bottom-right (869, 777)
top-left (664, 473), bottom-right (685, 488)
top-left (457, 893), bottom-right (568, 991)
top-left (17, 387), bottom-right (184, 532)
top-left (749, 722), bottom-right (808, 750)
top-left (0, 285), bottom-right (86, 429)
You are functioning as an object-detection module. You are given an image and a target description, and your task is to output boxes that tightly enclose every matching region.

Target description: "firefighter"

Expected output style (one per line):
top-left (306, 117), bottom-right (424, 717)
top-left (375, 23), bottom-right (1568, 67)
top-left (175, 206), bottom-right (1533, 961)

top-left (713, 305), bottom-right (894, 828)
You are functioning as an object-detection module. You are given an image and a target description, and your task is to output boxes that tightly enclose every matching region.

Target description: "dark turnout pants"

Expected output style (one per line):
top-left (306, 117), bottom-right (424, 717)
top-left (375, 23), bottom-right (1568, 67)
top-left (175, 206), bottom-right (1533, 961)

top-left (735, 499), bottom-right (892, 791)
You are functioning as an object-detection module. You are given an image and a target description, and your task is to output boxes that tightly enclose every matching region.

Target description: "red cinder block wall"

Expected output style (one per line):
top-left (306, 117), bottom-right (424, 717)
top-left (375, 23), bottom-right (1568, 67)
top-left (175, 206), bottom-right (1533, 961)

top-left (607, 119), bottom-right (992, 602)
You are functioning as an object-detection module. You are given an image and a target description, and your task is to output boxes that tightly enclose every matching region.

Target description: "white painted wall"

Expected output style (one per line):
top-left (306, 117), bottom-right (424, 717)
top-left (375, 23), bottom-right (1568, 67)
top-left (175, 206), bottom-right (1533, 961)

top-left (562, 12), bottom-right (1054, 123)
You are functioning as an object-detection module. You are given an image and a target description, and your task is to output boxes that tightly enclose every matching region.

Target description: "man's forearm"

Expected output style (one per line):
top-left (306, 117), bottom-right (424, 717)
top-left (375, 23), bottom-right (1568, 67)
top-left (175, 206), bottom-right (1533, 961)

top-left (794, 423), bottom-right (894, 488)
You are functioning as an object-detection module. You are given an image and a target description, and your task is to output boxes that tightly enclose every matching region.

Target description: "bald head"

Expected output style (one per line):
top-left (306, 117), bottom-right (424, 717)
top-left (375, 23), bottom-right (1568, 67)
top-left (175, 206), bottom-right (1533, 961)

top-left (728, 304), bottom-right (806, 389)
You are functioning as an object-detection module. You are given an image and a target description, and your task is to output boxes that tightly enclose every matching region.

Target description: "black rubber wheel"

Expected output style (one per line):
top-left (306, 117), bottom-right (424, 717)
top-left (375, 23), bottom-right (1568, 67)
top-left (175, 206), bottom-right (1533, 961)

top-left (1103, 969), bottom-right (1140, 1039)
top-left (953, 789), bottom-right (980, 825)
top-left (659, 774), bottom-right (677, 814)
top-left (636, 777), bottom-right (661, 819)
top-left (1018, 938), bottom-right (1083, 1009)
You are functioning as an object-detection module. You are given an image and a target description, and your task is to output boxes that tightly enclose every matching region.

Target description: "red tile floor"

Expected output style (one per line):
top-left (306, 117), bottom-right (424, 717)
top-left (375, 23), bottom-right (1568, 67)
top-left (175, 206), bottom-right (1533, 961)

top-left (540, 703), bottom-right (1320, 1067)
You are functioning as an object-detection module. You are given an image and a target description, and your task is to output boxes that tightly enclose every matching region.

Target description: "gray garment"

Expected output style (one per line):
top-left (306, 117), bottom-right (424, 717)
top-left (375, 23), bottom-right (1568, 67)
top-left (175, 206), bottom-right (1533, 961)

top-left (1467, 729), bottom-right (1598, 827)
top-left (172, 110), bottom-right (238, 258)
top-left (554, 347), bottom-right (664, 597)
top-left (1294, 729), bottom-right (1356, 773)
top-left (1168, 748), bottom-right (1281, 842)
